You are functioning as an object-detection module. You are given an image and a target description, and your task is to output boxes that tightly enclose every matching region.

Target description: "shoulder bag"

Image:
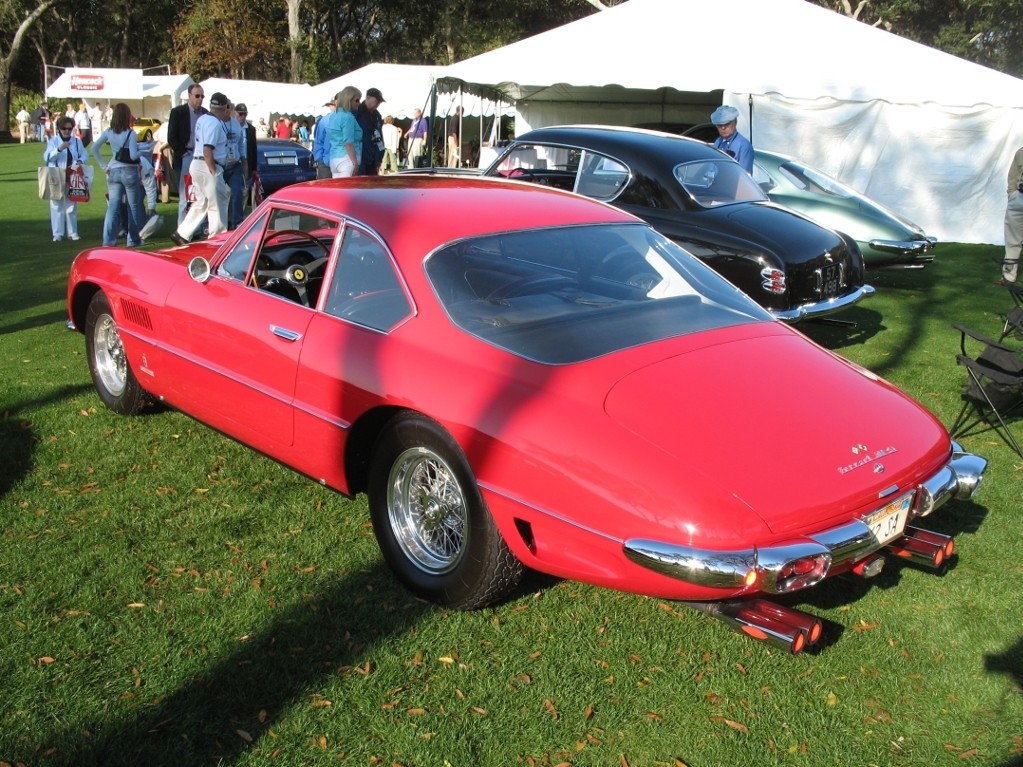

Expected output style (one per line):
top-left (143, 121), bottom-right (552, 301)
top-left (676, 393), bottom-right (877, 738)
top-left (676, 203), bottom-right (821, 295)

top-left (38, 166), bottom-right (64, 200)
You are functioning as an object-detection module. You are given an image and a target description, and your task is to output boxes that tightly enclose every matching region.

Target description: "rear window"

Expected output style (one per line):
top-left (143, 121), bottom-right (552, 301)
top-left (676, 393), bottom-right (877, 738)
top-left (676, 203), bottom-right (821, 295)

top-left (425, 223), bottom-right (767, 364)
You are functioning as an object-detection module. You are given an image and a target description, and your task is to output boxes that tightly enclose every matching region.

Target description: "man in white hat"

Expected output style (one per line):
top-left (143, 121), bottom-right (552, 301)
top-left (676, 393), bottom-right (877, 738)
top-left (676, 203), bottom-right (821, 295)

top-left (710, 105), bottom-right (753, 173)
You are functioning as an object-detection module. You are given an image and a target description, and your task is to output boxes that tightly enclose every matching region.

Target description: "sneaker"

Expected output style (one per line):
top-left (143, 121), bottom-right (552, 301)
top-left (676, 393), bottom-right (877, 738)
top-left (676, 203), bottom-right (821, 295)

top-left (53, 236), bottom-right (62, 242)
top-left (69, 234), bottom-right (80, 241)
top-left (170, 231), bottom-right (189, 246)
top-left (139, 215), bottom-right (164, 241)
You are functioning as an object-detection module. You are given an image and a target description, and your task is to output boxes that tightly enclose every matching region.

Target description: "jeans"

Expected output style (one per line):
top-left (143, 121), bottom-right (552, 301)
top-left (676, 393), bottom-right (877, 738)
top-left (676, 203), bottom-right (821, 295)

top-left (177, 150), bottom-right (193, 224)
top-left (223, 162), bottom-right (245, 229)
top-left (103, 165), bottom-right (143, 247)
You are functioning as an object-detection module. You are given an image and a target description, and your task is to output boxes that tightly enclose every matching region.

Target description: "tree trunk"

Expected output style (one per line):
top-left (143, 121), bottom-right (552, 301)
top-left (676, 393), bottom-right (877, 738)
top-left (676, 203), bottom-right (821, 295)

top-left (287, 0), bottom-right (303, 84)
top-left (0, 0), bottom-right (58, 138)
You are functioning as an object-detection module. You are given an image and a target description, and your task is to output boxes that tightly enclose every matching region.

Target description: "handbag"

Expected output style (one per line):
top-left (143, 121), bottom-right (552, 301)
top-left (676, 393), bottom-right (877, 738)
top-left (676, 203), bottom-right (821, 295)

top-left (114, 133), bottom-right (139, 164)
top-left (38, 166), bottom-right (64, 200)
top-left (67, 164), bottom-right (90, 203)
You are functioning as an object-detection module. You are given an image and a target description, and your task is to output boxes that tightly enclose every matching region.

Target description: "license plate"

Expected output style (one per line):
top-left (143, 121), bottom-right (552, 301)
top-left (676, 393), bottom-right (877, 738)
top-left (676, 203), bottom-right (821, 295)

top-left (819, 264), bottom-right (841, 296)
top-left (865, 492), bottom-right (913, 545)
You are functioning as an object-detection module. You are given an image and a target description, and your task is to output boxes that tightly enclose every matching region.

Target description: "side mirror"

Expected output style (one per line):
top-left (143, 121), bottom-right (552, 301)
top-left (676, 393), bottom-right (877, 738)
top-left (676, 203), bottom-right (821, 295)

top-left (188, 256), bottom-right (211, 283)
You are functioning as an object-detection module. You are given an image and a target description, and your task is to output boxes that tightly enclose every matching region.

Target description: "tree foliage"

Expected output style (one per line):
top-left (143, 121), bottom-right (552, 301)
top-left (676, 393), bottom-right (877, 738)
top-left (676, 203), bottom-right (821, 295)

top-left (4, 0), bottom-right (1022, 136)
top-left (810, 0), bottom-right (1023, 77)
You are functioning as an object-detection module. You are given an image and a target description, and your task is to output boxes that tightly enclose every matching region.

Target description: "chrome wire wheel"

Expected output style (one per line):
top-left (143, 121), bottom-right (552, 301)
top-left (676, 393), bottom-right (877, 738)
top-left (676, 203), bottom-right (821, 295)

top-left (387, 446), bottom-right (468, 575)
top-left (93, 313), bottom-right (128, 397)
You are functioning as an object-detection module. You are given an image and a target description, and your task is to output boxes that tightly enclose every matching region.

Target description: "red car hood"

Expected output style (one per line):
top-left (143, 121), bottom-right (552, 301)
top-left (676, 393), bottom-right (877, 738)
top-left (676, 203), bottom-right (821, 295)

top-left (603, 330), bottom-right (950, 535)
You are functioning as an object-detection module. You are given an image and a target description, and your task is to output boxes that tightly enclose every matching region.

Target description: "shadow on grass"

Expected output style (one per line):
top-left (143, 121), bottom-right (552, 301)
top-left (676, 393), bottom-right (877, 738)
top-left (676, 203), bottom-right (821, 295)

top-left (38, 561), bottom-right (432, 766)
top-left (0, 384), bottom-right (93, 496)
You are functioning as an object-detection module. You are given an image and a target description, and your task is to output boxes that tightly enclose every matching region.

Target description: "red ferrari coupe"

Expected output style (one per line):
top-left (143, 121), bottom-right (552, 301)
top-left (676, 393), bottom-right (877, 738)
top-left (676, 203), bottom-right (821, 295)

top-left (67, 176), bottom-right (986, 653)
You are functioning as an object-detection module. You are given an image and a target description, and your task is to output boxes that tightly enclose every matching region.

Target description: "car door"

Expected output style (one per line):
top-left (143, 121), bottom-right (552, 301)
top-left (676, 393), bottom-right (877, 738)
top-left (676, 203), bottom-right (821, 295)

top-left (161, 207), bottom-right (338, 453)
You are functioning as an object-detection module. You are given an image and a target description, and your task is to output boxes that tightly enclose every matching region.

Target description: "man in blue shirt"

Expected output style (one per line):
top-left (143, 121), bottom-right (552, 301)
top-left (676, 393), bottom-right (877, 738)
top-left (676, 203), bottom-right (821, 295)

top-left (313, 101), bottom-right (335, 180)
top-left (711, 105), bottom-right (753, 174)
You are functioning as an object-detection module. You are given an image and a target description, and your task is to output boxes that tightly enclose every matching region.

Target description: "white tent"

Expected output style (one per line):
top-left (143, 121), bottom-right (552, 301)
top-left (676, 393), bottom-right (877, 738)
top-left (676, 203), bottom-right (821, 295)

top-left (310, 62), bottom-right (509, 119)
top-left (46, 68), bottom-right (193, 121)
top-left (197, 77), bottom-right (315, 127)
top-left (439, 0), bottom-right (1023, 245)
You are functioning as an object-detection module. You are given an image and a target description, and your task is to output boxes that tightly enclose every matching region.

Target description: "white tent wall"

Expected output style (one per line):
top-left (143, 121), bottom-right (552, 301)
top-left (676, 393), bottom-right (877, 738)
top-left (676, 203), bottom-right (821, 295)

top-left (439, 0), bottom-right (1023, 245)
top-left (722, 94), bottom-right (1023, 246)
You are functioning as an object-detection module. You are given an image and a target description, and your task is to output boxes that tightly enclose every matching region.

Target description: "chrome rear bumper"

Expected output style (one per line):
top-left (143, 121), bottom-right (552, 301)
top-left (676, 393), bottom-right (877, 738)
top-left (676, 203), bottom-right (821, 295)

top-left (623, 441), bottom-right (986, 594)
top-left (772, 284), bottom-right (875, 323)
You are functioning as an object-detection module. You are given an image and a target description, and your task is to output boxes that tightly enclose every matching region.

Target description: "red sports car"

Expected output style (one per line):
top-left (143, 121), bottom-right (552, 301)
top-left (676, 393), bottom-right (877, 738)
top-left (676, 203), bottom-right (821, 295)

top-left (67, 176), bottom-right (987, 653)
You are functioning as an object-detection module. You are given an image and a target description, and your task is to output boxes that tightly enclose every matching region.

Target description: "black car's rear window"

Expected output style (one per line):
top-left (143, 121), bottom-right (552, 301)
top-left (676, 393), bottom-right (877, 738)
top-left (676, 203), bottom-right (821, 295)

top-left (425, 223), bottom-right (768, 364)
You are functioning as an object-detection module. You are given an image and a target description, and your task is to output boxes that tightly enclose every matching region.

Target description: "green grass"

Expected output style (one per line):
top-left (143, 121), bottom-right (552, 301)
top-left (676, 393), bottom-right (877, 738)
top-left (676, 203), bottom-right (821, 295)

top-left (1, 140), bottom-right (1021, 767)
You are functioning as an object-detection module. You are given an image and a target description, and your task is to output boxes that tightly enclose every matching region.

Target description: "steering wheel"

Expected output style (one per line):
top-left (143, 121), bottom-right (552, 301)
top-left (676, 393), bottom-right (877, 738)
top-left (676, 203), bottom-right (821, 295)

top-left (259, 256), bottom-right (329, 307)
top-left (487, 274), bottom-right (575, 301)
top-left (262, 229), bottom-right (330, 258)
top-left (506, 167), bottom-right (539, 183)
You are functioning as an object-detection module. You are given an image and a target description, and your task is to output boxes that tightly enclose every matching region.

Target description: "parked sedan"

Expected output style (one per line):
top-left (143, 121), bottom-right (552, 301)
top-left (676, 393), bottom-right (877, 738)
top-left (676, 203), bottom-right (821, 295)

top-left (255, 138), bottom-right (316, 195)
top-left (483, 126), bottom-right (873, 322)
top-left (67, 176), bottom-right (985, 653)
top-left (752, 149), bottom-right (937, 268)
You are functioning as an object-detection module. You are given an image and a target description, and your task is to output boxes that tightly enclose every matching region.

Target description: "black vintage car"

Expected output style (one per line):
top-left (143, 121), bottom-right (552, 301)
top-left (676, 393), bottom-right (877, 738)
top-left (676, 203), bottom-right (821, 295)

top-left (482, 126), bottom-right (873, 322)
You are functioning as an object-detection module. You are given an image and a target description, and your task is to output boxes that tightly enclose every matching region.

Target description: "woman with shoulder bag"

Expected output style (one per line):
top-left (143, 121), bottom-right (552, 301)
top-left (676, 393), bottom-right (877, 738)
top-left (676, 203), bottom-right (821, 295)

top-left (43, 116), bottom-right (89, 242)
top-left (91, 102), bottom-right (143, 247)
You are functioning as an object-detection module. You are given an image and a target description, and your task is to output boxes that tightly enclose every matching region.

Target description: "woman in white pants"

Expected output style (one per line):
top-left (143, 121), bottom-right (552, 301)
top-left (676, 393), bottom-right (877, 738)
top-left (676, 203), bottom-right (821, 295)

top-left (42, 116), bottom-right (89, 241)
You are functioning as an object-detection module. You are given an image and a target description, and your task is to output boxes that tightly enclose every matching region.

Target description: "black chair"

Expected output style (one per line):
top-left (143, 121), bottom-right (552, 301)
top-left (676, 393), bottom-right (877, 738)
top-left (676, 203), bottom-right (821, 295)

top-left (951, 322), bottom-right (1023, 456)
top-left (999, 279), bottom-right (1023, 343)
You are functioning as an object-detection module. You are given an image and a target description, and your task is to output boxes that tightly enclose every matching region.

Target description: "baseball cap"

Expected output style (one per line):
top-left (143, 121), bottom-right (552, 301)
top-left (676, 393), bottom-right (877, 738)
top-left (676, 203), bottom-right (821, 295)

top-left (209, 93), bottom-right (229, 109)
top-left (366, 87), bottom-right (385, 102)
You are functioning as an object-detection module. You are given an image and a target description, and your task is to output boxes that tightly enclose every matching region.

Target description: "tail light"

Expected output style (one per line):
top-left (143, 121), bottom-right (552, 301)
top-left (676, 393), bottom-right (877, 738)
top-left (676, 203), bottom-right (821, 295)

top-left (761, 267), bottom-right (786, 295)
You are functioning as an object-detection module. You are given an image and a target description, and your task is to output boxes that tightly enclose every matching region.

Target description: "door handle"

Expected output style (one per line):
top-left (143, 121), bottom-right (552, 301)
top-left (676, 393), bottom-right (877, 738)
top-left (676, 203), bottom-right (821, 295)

top-left (270, 325), bottom-right (302, 342)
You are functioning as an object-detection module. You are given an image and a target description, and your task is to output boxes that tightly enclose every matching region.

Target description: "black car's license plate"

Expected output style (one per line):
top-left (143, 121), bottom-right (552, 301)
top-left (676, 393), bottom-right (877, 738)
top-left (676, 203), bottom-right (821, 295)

top-left (819, 263), bottom-right (841, 296)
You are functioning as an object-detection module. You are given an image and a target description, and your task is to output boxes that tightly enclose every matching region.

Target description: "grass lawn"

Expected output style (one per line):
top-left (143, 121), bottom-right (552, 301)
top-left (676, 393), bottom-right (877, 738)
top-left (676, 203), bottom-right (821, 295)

top-left (0, 139), bottom-right (1021, 767)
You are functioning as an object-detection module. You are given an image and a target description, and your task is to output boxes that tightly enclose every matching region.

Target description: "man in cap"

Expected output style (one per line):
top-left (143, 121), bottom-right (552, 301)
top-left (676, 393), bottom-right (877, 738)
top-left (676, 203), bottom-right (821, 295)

top-left (710, 105), bottom-right (753, 173)
top-left (171, 92), bottom-right (232, 244)
top-left (357, 87), bottom-right (386, 175)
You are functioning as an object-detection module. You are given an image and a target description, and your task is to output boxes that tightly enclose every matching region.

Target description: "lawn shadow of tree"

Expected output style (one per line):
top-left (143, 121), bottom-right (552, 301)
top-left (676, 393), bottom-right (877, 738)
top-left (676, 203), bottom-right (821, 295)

top-left (38, 562), bottom-right (432, 766)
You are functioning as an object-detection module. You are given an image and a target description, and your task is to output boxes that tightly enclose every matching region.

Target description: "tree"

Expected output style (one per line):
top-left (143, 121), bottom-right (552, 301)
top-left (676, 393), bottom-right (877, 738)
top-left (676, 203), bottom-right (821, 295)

top-left (0, 0), bottom-right (57, 137)
top-left (810, 0), bottom-right (1023, 77)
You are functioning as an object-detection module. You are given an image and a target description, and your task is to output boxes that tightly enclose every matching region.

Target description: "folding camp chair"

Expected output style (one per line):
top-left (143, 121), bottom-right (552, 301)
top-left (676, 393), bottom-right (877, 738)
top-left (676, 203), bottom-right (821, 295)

top-left (999, 279), bottom-right (1023, 343)
top-left (951, 322), bottom-right (1023, 456)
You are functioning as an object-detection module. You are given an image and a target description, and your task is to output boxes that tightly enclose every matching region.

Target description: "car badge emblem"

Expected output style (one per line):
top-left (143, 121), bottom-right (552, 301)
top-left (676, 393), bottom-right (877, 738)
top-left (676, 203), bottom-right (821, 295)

top-left (823, 251), bottom-right (834, 264)
top-left (874, 463), bottom-right (885, 473)
top-left (851, 444), bottom-right (868, 455)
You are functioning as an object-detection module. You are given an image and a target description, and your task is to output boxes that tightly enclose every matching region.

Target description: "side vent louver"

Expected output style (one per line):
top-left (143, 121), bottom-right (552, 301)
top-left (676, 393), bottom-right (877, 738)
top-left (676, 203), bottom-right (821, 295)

top-left (119, 299), bottom-right (153, 331)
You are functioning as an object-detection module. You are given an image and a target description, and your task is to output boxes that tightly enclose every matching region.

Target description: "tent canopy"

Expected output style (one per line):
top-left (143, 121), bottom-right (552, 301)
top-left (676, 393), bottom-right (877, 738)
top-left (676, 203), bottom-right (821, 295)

top-left (312, 63), bottom-right (509, 119)
top-left (438, 0), bottom-right (1023, 245)
top-left (197, 77), bottom-right (315, 125)
top-left (46, 68), bottom-right (193, 120)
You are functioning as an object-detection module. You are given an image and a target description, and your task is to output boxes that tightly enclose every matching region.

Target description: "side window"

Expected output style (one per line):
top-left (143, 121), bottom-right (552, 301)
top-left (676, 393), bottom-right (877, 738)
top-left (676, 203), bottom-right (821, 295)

top-left (574, 151), bottom-right (629, 200)
top-left (217, 206), bottom-right (340, 308)
top-left (493, 143), bottom-right (580, 192)
top-left (323, 228), bottom-right (411, 331)
top-left (218, 211), bottom-right (269, 280)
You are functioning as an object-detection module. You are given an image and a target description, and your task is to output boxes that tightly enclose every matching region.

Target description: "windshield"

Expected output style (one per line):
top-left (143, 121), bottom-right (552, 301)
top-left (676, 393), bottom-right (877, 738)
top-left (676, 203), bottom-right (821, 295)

top-left (425, 223), bottom-right (769, 364)
top-left (674, 159), bottom-right (767, 208)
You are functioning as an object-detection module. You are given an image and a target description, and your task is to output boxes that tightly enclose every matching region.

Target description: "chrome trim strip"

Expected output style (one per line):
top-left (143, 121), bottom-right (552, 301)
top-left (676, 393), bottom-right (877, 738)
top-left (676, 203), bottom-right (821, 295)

top-left (772, 284), bottom-right (875, 323)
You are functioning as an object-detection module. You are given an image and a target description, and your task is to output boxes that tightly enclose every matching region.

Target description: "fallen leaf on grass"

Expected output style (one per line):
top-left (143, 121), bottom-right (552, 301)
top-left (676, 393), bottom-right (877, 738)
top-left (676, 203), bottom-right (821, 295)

top-left (236, 729), bottom-right (253, 742)
top-left (37, 657), bottom-right (55, 664)
top-left (851, 619), bottom-right (879, 633)
top-left (710, 716), bottom-right (749, 733)
top-left (826, 692), bottom-right (838, 707)
top-left (544, 699), bottom-right (559, 719)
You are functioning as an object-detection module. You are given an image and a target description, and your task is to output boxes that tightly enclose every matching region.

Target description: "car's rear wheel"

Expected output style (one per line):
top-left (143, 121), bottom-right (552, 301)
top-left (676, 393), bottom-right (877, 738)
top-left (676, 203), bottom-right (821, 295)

top-left (85, 291), bottom-right (149, 415)
top-left (368, 413), bottom-right (523, 609)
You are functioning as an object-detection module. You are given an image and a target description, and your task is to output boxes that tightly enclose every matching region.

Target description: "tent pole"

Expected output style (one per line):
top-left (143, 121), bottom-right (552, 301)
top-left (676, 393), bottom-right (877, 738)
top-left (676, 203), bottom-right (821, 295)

top-left (748, 94), bottom-right (754, 145)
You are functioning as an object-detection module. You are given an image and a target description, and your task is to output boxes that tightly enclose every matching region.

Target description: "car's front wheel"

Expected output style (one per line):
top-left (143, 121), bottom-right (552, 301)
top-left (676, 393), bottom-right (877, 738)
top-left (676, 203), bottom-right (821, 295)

top-left (368, 413), bottom-right (523, 609)
top-left (85, 291), bottom-right (150, 415)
